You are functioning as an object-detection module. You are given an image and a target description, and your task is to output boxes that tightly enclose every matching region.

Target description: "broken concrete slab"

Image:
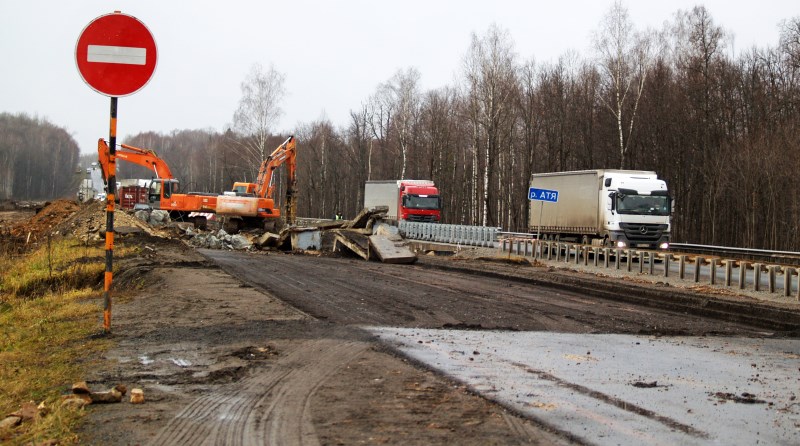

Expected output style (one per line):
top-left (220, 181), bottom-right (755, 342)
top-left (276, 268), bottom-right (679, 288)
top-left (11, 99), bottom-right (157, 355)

top-left (290, 228), bottom-right (321, 250)
top-left (347, 206), bottom-right (388, 229)
top-left (333, 230), bottom-right (371, 260)
top-left (369, 234), bottom-right (417, 264)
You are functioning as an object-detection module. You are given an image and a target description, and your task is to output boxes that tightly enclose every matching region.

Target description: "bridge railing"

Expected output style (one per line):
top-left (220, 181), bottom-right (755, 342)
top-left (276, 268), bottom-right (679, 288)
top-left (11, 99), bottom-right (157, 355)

top-left (398, 221), bottom-right (501, 247)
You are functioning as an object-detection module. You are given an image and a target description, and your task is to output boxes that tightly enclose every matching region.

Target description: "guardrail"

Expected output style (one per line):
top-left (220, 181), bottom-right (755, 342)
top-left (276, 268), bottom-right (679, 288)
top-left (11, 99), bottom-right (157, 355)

top-left (500, 238), bottom-right (800, 300)
top-left (398, 221), bottom-right (501, 247)
top-left (670, 243), bottom-right (800, 266)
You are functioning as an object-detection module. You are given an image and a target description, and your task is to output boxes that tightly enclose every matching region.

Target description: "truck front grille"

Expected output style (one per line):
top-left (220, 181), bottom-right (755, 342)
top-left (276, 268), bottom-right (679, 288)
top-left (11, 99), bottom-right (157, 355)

top-left (406, 215), bottom-right (438, 223)
top-left (619, 223), bottom-right (668, 242)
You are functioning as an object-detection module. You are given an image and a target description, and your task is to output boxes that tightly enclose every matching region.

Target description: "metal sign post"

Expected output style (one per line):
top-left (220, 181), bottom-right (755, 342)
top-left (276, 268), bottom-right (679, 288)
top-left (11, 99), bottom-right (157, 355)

top-left (76, 11), bottom-right (157, 332)
top-left (529, 187), bottom-right (559, 256)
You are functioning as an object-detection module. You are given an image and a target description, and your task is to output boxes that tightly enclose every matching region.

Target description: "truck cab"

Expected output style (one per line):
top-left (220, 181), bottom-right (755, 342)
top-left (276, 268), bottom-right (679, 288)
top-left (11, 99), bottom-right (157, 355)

top-left (399, 181), bottom-right (441, 222)
top-left (602, 172), bottom-right (671, 249)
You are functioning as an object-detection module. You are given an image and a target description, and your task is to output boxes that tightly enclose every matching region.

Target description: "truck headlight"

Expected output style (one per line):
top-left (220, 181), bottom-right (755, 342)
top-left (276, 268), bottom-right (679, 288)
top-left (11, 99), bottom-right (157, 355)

top-left (616, 240), bottom-right (627, 248)
top-left (659, 242), bottom-right (669, 250)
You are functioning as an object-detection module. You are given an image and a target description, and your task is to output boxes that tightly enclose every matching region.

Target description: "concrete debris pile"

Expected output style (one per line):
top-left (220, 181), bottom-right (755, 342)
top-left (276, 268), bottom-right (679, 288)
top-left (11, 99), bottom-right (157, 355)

top-left (187, 228), bottom-right (252, 250)
top-left (133, 209), bottom-right (171, 227)
top-left (255, 206), bottom-right (417, 264)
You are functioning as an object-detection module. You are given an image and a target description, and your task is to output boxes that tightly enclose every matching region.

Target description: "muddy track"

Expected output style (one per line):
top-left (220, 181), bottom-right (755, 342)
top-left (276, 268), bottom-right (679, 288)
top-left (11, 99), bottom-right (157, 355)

top-left (151, 339), bottom-right (369, 446)
top-left (201, 250), bottom-right (773, 337)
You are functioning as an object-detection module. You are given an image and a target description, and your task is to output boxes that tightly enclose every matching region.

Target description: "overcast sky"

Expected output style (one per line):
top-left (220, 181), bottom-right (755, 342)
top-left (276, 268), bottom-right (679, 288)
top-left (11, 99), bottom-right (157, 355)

top-left (1, 0), bottom-right (796, 154)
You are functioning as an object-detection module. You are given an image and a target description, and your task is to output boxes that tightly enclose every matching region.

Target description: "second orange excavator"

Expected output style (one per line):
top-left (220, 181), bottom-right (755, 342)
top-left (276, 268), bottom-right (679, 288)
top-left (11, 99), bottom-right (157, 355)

top-left (217, 135), bottom-right (296, 233)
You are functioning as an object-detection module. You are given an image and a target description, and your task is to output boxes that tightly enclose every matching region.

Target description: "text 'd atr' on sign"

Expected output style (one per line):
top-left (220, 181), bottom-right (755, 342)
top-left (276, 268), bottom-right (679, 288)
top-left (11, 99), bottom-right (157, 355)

top-left (87, 45), bottom-right (146, 65)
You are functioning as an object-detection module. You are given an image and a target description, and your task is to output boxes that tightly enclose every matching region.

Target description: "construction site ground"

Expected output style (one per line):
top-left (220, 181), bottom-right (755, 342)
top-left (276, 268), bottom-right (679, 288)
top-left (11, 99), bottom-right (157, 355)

top-left (3, 201), bottom-right (799, 445)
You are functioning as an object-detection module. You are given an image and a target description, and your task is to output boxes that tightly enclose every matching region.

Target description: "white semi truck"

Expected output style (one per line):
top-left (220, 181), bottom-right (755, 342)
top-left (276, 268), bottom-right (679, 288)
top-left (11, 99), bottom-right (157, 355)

top-left (528, 170), bottom-right (671, 249)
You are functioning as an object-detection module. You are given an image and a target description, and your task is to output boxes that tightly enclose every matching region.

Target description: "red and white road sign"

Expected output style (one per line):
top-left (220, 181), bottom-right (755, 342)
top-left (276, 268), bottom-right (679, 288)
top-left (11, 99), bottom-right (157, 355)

top-left (75, 12), bottom-right (157, 97)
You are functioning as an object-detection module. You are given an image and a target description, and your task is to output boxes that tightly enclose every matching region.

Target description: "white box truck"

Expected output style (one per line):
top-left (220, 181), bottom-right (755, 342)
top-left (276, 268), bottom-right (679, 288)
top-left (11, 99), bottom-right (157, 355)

top-left (529, 170), bottom-right (671, 249)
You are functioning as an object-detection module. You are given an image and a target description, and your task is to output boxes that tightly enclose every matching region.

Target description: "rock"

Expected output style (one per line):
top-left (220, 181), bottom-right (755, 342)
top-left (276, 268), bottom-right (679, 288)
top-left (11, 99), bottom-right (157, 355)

top-left (130, 388), bottom-right (145, 404)
top-left (61, 394), bottom-right (91, 409)
top-left (89, 388), bottom-right (123, 404)
top-left (149, 210), bottom-right (170, 226)
top-left (114, 384), bottom-right (128, 396)
top-left (134, 210), bottom-right (151, 222)
top-left (72, 381), bottom-right (91, 394)
top-left (14, 401), bottom-right (38, 421)
top-left (228, 234), bottom-right (252, 250)
top-left (0, 416), bottom-right (22, 430)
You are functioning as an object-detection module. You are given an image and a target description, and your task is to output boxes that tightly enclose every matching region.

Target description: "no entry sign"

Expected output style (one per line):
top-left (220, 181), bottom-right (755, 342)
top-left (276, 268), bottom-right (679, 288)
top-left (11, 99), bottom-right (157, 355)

top-left (75, 12), bottom-right (157, 97)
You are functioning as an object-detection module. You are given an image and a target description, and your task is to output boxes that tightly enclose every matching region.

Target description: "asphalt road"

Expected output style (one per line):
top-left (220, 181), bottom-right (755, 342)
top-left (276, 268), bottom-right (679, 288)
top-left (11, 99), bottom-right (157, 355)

top-left (199, 250), bottom-right (800, 445)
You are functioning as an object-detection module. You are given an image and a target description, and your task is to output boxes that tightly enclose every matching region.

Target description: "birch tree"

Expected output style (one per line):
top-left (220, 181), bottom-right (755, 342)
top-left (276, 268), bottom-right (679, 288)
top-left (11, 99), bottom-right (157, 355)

top-left (594, 1), bottom-right (656, 169)
top-left (232, 63), bottom-right (286, 178)
top-left (463, 24), bottom-right (517, 226)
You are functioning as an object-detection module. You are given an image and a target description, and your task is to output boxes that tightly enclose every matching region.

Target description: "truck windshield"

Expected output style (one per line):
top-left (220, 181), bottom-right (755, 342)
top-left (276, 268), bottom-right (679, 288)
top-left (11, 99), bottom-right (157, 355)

top-left (405, 195), bottom-right (440, 210)
top-left (616, 194), bottom-right (670, 216)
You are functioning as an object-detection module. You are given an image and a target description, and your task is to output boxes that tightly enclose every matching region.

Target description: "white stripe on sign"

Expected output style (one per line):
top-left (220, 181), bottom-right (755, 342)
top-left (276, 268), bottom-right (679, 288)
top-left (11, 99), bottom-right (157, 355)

top-left (87, 45), bottom-right (146, 65)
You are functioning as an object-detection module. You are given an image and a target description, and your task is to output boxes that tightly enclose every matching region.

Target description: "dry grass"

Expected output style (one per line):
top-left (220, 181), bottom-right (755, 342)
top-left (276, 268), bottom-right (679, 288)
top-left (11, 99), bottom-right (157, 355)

top-left (0, 238), bottom-right (130, 444)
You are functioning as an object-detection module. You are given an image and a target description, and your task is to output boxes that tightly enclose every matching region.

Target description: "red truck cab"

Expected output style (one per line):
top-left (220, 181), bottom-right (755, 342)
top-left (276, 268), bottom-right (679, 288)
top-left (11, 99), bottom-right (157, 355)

top-left (399, 180), bottom-right (441, 222)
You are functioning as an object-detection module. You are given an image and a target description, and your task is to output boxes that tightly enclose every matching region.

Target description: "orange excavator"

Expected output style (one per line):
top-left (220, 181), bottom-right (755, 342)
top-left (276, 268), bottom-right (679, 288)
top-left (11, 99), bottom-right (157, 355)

top-left (97, 139), bottom-right (217, 228)
top-left (218, 135), bottom-right (297, 232)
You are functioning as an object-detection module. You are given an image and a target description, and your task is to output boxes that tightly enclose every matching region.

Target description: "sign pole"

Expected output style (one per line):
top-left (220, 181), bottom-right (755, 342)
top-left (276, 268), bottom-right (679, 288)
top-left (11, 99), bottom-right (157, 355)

top-left (102, 97), bottom-right (118, 332)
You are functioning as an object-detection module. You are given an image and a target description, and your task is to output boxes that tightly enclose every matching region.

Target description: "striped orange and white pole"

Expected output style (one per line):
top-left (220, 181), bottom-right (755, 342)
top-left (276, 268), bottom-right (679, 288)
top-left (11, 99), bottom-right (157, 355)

top-left (103, 97), bottom-right (118, 332)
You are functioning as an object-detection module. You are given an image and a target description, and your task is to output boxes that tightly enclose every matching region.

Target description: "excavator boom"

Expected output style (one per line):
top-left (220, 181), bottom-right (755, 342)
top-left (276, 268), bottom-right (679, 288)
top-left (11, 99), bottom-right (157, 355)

top-left (97, 139), bottom-right (175, 180)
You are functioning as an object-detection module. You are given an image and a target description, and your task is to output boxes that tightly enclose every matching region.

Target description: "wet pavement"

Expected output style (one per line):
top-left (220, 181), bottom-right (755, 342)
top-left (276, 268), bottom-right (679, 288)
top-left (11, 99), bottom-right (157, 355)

top-left (371, 328), bottom-right (800, 445)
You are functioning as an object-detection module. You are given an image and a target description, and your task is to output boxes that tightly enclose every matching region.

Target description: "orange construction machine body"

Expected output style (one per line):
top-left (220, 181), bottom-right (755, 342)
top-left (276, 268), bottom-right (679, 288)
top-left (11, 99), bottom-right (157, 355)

top-left (219, 136), bottom-right (297, 232)
top-left (97, 139), bottom-right (217, 225)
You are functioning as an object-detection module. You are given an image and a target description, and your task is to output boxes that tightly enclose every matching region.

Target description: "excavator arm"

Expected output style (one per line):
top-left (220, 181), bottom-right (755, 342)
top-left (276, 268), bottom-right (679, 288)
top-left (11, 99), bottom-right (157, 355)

top-left (97, 139), bottom-right (175, 180)
top-left (254, 136), bottom-right (297, 224)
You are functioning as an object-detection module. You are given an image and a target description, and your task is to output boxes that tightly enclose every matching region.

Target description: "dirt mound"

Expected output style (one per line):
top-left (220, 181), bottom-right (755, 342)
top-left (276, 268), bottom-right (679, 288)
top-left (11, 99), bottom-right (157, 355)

top-left (8, 200), bottom-right (79, 239)
top-left (49, 201), bottom-right (160, 241)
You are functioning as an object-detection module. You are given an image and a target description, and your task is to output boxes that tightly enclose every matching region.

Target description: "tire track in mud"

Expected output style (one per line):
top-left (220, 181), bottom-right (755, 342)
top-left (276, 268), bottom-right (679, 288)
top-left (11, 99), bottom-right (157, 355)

top-left (151, 339), bottom-right (369, 446)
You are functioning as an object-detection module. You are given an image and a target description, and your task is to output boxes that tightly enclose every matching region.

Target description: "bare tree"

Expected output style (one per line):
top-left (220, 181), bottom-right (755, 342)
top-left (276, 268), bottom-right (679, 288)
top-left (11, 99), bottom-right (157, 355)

top-left (594, 1), bottom-right (657, 169)
top-left (462, 24), bottom-right (517, 226)
top-left (232, 63), bottom-right (286, 175)
top-left (385, 68), bottom-right (421, 179)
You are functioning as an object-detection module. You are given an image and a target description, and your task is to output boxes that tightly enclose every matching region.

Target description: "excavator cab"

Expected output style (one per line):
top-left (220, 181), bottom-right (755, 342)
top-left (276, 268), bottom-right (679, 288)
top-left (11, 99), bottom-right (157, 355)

top-left (147, 178), bottom-right (179, 206)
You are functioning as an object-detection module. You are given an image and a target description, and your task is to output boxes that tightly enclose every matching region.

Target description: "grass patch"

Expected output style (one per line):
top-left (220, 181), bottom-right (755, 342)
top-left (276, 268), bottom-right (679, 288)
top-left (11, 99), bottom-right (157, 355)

top-left (0, 238), bottom-right (132, 444)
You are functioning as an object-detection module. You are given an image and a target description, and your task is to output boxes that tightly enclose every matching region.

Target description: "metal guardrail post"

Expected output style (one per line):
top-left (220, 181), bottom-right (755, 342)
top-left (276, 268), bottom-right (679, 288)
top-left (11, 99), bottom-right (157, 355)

top-left (784, 267), bottom-right (792, 297)
top-left (627, 250), bottom-right (634, 272)
top-left (547, 242), bottom-right (553, 261)
top-left (603, 248), bottom-right (610, 268)
top-left (648, 252), bottom-right (655, 275)
top-left (694, 257), bottom-right (703, 283)
top-left (739, 262), bottom-right (748, 289)
top-left (678, 255), bottom-right (686, 279)
top-left (615, 249), bottom-right (621, 269)
top-left (768, 266), bottom-right (776, 293)
top-left (593, 248), bottom-right (599, 267)
top-left (664, 253), bottom-right (671, 278)
top-left (753, 263), bottom-right (762, 292)
top-left (584, 246), bottom-right (589, 266)
top-left (710, 259), bottom-right (717, 285)
top-left (725, 260), bottom-right (732, 286)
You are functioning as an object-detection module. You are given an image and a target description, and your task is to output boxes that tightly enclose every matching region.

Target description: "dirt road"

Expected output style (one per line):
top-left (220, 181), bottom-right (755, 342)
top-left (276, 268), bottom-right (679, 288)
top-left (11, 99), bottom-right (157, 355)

top-left (78, 238), bottom-right (794, 445)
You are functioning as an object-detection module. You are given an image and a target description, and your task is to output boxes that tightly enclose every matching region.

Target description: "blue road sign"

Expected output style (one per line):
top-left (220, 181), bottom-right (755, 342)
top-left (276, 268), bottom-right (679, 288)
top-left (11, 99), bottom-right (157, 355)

top-left (529, 187), bottom-right (559, 202)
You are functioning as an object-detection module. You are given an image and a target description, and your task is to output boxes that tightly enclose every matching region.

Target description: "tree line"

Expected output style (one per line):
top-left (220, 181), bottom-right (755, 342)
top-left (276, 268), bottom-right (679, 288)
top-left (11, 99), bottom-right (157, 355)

top-left (2, 4), bottom-right (798, 250)
top-left (0, 113), bottom-right (80, 201)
